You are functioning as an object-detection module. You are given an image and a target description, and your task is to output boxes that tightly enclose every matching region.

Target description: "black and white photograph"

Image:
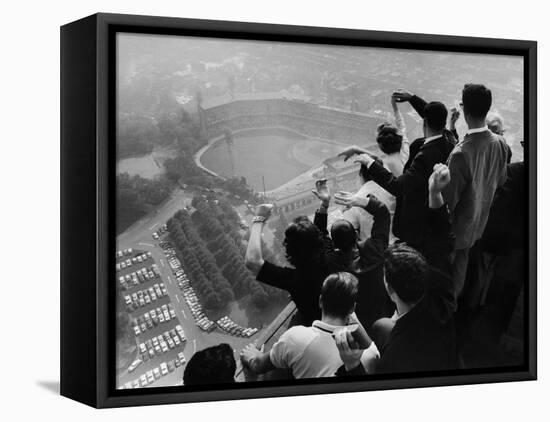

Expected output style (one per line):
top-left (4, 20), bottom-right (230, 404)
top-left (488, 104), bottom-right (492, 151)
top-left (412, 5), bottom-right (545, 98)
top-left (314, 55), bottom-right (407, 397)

top-left (4, 0), bottom-right (549, 418)
top-left (114, 32), bottom-right (528, 390)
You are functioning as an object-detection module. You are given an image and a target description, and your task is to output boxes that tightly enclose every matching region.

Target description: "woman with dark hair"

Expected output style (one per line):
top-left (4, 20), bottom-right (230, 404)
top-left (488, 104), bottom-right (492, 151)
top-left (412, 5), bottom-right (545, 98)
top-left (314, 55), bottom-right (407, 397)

top-left (375, 121), bottom-right (407, 176)
top-left (339, 93), bottom-right (410, 177)
top-left (245, 205), bottom-right (329, 325)
top-left (335, 93), bottom-right (410, 242)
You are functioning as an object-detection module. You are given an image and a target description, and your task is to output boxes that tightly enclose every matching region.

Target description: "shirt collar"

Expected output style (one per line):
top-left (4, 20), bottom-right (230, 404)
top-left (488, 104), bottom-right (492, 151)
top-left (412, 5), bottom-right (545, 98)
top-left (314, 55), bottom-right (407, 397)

top-left (465, 126), bottom-right (490, 136)
top-left (391, 309), bottom-right (409, 322)
top-left (424, 134), bottom-right (443, 144)
top-left (312, 320), bottom-right (346, 334)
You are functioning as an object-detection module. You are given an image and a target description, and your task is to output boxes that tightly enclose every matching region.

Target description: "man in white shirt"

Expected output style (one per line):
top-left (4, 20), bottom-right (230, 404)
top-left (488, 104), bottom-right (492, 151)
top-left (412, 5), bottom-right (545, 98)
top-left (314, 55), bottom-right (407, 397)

top-left (240, 272), bottom-right (379, 379)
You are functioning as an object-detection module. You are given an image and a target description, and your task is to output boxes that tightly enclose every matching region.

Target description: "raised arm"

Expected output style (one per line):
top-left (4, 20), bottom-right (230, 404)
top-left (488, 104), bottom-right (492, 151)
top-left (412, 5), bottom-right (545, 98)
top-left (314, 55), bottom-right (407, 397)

top-left (359, 146), bottom-right (431, 197)
top-left (392, 95), bottom-right (407, 135)
top-left (425, 163), bottom-right (456, 316)
top-left (334, 189), bottom-right (390, 253)
top-left (392, 89), bottom-right (427, 118)
top-left (337, 145), bottom-right (371, 162)
top-left (244, 204), bottom-right (273, 276)
top-left (409, 95), bottom-right (428, 118)
top-left (425, 164), bottom-right (455, 270)
top-left (363, 195), bottom-right (391, 252)
top-left (312, 178), bottom-right (331, 236)
top-left (449, 107), bottom-right (461, 140)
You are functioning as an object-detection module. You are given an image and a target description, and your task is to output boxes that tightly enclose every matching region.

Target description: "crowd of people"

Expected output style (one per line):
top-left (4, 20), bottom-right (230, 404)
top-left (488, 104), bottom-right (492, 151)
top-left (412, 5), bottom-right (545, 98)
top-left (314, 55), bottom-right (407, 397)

top-left (183, 83), bottom-right (525, 385)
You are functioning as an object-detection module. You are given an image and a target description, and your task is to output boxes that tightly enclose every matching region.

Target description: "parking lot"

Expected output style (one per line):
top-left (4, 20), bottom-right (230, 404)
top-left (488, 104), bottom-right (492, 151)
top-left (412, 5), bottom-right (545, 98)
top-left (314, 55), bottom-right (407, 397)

top-left (116, 189), bottom-right (272, 388)
top-left (116, 247), bottom-right (187, 389)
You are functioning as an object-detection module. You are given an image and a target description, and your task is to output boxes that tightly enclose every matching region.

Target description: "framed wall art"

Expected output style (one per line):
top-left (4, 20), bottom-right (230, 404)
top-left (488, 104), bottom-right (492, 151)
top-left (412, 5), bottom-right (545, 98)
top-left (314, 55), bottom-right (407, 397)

top-left (61, 12), bottom-right (537, 408)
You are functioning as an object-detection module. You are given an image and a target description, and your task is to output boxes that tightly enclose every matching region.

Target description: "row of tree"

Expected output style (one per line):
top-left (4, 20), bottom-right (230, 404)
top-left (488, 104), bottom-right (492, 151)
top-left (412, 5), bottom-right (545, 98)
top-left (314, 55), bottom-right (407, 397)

top-left (190, 198), bottom-right (271, 309)
top-left (167, 210), bottom-right (235, 315)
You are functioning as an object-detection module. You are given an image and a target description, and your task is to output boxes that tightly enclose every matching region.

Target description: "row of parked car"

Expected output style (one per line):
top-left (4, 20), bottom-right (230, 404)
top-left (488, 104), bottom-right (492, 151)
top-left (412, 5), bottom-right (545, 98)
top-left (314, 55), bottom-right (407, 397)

top-left (152, 224), bottom-right (168, 240)
top-left (132, 303), bottom-right (177, 336)
top-left (137, 325), bottom-right (187, 361)
top-left (118, 263), bottom-right (161, 290)
top-left (116, 251), bottom-right (153, 272)
top-left (216, 316), bottom-right (259, 338)
top-left (123, 282), bottom-right (168, 311)
top-left (122, 352), bottom-right (187, 389)
top-left (116, 248), bottom-right (134, 258)
top-left (179, 280), bottom-right (216, 332)
top-left (160, 241), bottom-right (217, 332)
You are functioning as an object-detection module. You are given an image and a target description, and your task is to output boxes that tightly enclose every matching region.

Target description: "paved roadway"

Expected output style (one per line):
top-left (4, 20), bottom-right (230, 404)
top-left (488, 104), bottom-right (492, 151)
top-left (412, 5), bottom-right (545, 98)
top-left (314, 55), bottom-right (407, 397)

top-left (116, 188), bottom-right (268, 388)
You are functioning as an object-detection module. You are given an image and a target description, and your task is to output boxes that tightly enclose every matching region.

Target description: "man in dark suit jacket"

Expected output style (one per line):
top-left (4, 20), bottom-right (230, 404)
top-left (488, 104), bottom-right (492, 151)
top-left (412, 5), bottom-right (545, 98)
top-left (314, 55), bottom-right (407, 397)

top-left (356, 92), bottom-right (456, 255)
top-left (334, 164), bottom-right (458, 375)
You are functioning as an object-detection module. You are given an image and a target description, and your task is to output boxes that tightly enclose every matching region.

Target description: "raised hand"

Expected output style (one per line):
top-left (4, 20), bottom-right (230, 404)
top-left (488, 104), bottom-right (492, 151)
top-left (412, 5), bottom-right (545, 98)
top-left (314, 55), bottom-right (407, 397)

top-left (254, 204), bottom-right (274, 220)
top-left (392, 89), bottom-right (413, 103)
top-left (450, 107), bottom-right (461, 125)
top-left (429, 163), bottom-right (451, 195)
top-left (353, 153), bottom-right (375, 168)
top-left (338, 145), bottom-right (368, 162)
top-left (334, 191), bottom-right (369, 209)
top-left (312, 179), bottom-right (331, 207)
top-left (391, 93), bottom-right (399, 110)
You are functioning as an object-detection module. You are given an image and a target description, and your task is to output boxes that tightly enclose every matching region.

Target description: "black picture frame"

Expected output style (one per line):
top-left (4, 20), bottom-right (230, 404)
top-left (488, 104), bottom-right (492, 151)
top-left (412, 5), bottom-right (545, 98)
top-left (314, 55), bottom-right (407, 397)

top-left (60, 12), bottom-right (537, 408)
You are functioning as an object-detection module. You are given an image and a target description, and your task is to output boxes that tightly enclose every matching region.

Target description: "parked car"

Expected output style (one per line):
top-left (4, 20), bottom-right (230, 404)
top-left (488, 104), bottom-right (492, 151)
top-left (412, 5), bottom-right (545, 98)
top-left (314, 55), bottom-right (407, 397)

top-left (139, 374), bottom-right (148, 387)
top-left (128, 359), bottom-right (142, 373)
top-left (167, 338), bottom-right (175, 349)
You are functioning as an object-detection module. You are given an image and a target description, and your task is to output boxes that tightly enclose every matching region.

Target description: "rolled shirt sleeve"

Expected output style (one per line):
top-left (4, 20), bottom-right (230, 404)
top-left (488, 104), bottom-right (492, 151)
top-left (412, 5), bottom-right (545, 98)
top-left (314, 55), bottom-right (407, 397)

top-left (360, 341), bottom-right (380, 374)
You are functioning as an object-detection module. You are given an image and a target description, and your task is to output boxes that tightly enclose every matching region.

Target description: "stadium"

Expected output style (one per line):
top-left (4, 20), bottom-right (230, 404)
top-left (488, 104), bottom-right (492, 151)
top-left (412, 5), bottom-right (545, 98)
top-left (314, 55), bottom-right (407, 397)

top-left (195, 92), bottom-right (385, 218)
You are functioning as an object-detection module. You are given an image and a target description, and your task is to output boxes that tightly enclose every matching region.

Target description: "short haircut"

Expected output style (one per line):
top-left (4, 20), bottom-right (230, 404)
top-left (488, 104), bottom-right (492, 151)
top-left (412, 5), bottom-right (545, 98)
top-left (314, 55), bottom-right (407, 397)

top-left (462, 83), bottom-right (492, 119)
top-left (320, 272), bottom-right (359, 318)
top-left (376, 122), bottom-right (403, 154)
top-left (284, 216), bottom-right (324, 268)
top-left (183, 343), bottom-right (236, 385)
top-left (331, 219), bottom-right (357, 252)
top-left (383, 243), bottom-right (428, 304)
top-left (423, 101), bottom-right (448, 131)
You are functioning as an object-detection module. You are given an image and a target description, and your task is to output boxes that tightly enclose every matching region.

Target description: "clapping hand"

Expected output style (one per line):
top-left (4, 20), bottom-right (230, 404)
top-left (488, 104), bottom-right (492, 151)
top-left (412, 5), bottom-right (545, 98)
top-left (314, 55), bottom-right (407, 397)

top-left (338, 145), bottom-right (368, 162)
top-left (312, 179), bottom-right (331, 208)
top-left (334, 191), bottom-right (369, 209)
